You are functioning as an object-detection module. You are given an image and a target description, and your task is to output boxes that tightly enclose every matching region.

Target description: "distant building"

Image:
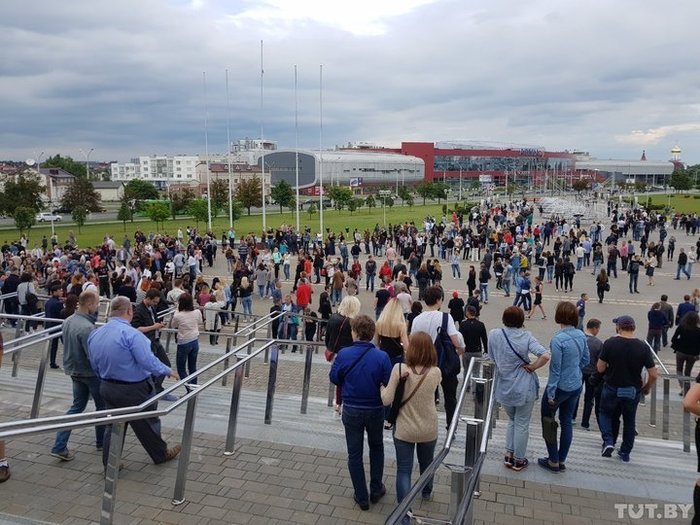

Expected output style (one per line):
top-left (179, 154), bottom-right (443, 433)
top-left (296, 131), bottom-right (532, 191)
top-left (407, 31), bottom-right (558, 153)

top-left (92, 181), bottom-right (124, 202)
top-left (39, 167), bottom-right (74, 206)
top-left (574, 159), bottom-right (674, 187)
top-left (110, 155), bottom-right (199, 189)
top-left (195, 162), bottom-right (271, 199)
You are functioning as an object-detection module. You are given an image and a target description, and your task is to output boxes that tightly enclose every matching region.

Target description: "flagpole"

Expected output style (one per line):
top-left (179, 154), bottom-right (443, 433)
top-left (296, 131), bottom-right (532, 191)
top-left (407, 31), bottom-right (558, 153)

top-left (260, 40), bottom-right (267, 235)
top-left (294, 65), bottom-right (300, 233)
top-left (203, 71), bottom-right (212, 233)
top-left (226, 68), bottom-right (233, 229)
top-left (319, 64), bottom-right (324, 236)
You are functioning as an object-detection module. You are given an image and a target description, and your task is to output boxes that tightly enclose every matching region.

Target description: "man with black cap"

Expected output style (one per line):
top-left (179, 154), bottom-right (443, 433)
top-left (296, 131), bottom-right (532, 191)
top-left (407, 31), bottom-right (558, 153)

top-left (597, 315), bottom-right (657, 462)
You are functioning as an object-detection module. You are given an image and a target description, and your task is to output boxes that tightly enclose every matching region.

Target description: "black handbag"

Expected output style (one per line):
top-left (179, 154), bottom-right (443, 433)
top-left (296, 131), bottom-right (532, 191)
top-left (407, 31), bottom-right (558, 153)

top-left (387, 364), bottom-right (407, 425)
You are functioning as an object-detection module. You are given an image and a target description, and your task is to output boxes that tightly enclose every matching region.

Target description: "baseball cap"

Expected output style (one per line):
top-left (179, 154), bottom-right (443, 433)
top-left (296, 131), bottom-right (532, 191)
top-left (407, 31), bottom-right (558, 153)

top-left (613, 315), bottom-right (636, 330)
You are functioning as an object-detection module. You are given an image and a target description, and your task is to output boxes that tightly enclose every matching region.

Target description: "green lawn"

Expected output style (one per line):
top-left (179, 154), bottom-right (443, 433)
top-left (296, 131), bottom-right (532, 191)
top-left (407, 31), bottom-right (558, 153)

top-left (648, 194), bottom-right (700, 214)
top-left (3, 203), bottom-right (451, 249)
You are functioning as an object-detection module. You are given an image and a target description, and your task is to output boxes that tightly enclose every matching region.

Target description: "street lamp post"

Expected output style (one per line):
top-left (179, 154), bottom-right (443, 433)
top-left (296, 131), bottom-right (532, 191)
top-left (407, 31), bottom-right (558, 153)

top-left (80, 148), bottom-right (94, 180)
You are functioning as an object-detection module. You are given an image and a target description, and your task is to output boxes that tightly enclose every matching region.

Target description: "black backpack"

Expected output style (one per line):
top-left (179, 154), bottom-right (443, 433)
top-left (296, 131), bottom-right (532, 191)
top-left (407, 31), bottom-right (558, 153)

top-left (435, 313), bottom-right (461, 378)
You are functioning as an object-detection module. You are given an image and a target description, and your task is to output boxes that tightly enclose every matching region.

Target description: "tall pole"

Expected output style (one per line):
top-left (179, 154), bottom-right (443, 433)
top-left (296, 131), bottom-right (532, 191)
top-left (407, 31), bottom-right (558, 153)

top-left (203, 71), bottom-right (212, 233)
top-left (260, 40), bottom-right (267, 234)
top-left (80, 148), bottom-right (94, 179)
top-left (319, 64), bottom-right (324, 236)
top-left (294, 65), bottom-right (300, 233)
top-left (226, 68), bottom-right (233, 229)
top-left (459, 168), bottom-right (463, 200)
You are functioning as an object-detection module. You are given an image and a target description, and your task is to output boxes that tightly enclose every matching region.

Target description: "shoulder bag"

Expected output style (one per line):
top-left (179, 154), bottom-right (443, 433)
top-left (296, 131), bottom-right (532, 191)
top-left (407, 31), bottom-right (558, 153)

top-left (387, 364), bottom-right (430, 425)
top-left (325, 316), bottom-right (347, 362)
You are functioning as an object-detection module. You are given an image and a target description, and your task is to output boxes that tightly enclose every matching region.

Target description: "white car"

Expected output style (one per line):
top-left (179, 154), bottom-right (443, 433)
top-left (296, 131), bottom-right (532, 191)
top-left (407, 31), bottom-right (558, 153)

top-left (35, 212), bottom-right (62, 222)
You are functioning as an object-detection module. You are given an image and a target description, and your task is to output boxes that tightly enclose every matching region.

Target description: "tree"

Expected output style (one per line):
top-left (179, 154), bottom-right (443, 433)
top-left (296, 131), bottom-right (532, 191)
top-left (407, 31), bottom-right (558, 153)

top-left (572, 179), bottom-right (590, 193)
top-left (13, 207), bottom-right (36, 235)
top-left (117, 198), bottom-right (133, 230)
top-left (210, 179), bottom-right (229, 217)
top-left (407, 196), bottom-right (414, 208)
top-left (171, 187), bottom-right (197, 219)
top-left (187, 199), bottom-right (209, 228)
top-left (0, 173), bottom-right (44, 217)
top-left (670, 170), bottom-right (692, 192)
top-left (365, 195), bottom-right (376, 210)
top-left (71, 206), bottom-right (88, 233)
top-left (431, 182), bottom-right (450, 203)
top-left (416, 182), bottom-right (434, 205)
top-left (307, 201), bottom-right (317, 218)
top-left (146, 201), bottom-right (171, 230)
top-left (270, 180), bottom-right (296, 213)
top-left (43, 154), bottom-right (87, 178)
top-left (348, 198), bottom-right (363, 215)
top-left (236, 177), bottom-right (262, 215)
top-left (385, 196), bottom-right (395, 208)
top-left (123, 179), bottom-right (159, 210)
top-left (397, 186), bottom-right (412, 206)
top-left (61, 176), bottom-right (102, 213)
top-left (326, 186), bottom-right (353, 212)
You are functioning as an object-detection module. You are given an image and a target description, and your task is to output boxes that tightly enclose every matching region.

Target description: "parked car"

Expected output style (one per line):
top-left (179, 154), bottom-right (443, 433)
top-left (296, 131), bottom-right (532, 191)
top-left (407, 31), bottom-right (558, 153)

top-left (36, 212), bottom-right (62, 222)
top-left (51, 206), bottom-right (71, 214)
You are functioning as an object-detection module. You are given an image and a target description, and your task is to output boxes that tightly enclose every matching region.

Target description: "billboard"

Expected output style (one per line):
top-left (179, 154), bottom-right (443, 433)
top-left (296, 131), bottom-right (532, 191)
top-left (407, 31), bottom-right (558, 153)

top-left (478, 174), bottom-right (492, 183)
top-left (349, 177), bottom-right (363, 187)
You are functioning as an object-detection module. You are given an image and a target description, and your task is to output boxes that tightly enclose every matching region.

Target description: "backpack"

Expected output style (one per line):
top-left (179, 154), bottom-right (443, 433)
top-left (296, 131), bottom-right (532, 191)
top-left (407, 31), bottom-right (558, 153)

top-left (435, 313), bottom-right (461, 378)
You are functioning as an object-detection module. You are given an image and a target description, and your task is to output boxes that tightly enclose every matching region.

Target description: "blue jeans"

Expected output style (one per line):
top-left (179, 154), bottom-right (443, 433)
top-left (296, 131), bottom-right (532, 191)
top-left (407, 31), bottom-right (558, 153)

top-left (628, 273), bottom-right (638, 292)
top-left (366, 274), bottom-right (375, 291)
top-left (546, 265), bottom-right (554, 281)
top-left (242, 296), bottom-right (253, 315)
top-left (332, 288), bottom-right (343, 305)
top-left (598, 384), bottom-right (640, 454)
top-left (341, 406), bottom-right (385, 504)
top-left (176, 340), bottom-right (199, 385)
top-left (479, 283), bottom-right (489, 303)
top-left (258, 285), bottom-right (266, 298)
top-left (541, 387), bottom-right (581, 464)
top-left (502, 279), bottom-right (511, 296)
top-left (394, 437), bottom-right (436, 504)
top-left (576, 257), bottom-right (583, 270)
top-left (677, 263), bottom-right (691, 279)
top-left (283, 265), bottom-right (290, 280)
top-left (52, 375), bottom-right (106, 453)
top-left (503, 398), bottom-right (535, 459)
top-left (451, 264), bottom-right (461, 278)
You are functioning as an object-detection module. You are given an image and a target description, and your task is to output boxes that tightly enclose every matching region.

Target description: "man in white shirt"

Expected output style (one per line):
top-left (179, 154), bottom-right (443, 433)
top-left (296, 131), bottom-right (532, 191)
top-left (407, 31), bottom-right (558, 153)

top-left (167, 279), bottom-right (186, 305)
top-left (411, 285), bottom-right (465, 428)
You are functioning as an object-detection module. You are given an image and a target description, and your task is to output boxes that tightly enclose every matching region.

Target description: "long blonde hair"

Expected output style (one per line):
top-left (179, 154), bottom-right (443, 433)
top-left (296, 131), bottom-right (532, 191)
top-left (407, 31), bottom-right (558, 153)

top-left (375, 299), bottom-right (406, 338)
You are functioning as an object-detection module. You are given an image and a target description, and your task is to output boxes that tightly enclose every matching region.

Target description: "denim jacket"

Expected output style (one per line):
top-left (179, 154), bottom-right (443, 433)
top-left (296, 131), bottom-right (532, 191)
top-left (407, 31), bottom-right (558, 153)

top-left (545, 327), bottom-right (590, 401)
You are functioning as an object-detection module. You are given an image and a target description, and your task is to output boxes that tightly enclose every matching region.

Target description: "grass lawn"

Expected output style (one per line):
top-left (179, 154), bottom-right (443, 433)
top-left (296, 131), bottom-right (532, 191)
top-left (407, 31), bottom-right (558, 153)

top-left (2, 203), bottom-right (451, 249)
top-left (648, 193), bottom-right (700, 214)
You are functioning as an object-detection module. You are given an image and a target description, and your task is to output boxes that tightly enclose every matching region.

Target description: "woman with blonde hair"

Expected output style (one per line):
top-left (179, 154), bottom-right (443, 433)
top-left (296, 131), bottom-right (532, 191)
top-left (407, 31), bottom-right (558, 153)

top-left (239, 276), bottom-right (254, 316)
top-left (381, 332), bottom-right (442, 508)
top-left (325, 295), bottom-right (361, 412)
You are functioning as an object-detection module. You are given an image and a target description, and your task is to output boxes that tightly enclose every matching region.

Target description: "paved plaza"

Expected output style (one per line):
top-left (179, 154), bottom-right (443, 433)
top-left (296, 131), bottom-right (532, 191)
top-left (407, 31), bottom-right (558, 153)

top-left (1, 203), bottom-right (699, 524)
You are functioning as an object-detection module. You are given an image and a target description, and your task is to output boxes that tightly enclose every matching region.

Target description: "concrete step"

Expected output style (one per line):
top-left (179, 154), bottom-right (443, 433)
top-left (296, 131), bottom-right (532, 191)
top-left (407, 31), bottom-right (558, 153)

top-left (1, 361), bottom-right (696, 506)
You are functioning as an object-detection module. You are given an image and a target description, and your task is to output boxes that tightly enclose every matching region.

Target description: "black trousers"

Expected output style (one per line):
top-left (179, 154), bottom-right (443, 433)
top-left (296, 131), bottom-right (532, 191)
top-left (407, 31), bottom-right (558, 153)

top-left (441, 375), bottom-right (458, 429)
top-left (100, 379), bottom-right (168, 466)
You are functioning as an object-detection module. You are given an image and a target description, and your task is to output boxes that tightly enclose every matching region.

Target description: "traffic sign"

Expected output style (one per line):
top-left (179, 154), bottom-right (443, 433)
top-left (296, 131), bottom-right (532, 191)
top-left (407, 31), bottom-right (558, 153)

top-left (379, 190), bottom-right (392, 196)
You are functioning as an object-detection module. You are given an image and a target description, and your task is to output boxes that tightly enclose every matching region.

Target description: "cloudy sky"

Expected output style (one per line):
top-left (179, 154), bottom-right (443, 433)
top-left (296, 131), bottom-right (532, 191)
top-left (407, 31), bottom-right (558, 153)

top-left (2, 0), bottom-right (699, 164)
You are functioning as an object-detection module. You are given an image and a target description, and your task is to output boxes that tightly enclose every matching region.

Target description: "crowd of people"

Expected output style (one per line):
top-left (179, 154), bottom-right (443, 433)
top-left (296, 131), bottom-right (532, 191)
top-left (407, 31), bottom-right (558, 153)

top-left (0, 201), bottom-right (699, 522)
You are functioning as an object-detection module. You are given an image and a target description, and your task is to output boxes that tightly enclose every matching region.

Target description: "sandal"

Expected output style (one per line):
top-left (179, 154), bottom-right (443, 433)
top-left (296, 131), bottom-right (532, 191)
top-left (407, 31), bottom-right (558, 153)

top-left (512, 458), bottom-right (529, 471)
top-left (503, 455), bottom-right (514, 468)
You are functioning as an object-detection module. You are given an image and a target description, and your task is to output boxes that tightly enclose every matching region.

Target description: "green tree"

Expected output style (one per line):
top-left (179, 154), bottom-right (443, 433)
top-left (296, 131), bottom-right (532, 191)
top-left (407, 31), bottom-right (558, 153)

top-left (171, 187), bottom-right (197, 219)
top-left (670, 170), bottom-right (692, 192)
top-left (71, 206), bottom-right (88, 233)
top-left (407, 196), bottom-right (414, 207)
top-left (123, 179), bottom-right (159, 210)
top-left (13, 207), bottom-right (36, 235)
top-left (432, 182), bottom-right (450, 203)
top-left (326, 186), bottom-right (354, 212)
top-left (146, 201), bottom-right (171, 230)
top-left (416, 182), bottom-right (434, 205)
top-left (61, 176), bottom-right (102, 213)
top-left (365, 195), bottom-right (376, 210)
top-left (270, 180), bottom-right (296, 213)
top-left (210, 179), bottom-right (229, 217)
top-left (385, 196), bottom-right (395, 208)
top-left (348, 198), bottom-right (363, 215)
top-left (307, 201), bottom-right (317, 218)
top-left (397, 186), bottom-right (412, 206)
top-left (187, 199), bottom-right (209, 228)
top-left (572, 179), bottom-right (590, 193)
top-left (117, 198), bottom-right (133, 230)
top-left (0, 173), bottom-right (44, 217)
top-left (236, 177), bottom-right (262, 215)
top-left (43, 154), bottom-right (87, 178)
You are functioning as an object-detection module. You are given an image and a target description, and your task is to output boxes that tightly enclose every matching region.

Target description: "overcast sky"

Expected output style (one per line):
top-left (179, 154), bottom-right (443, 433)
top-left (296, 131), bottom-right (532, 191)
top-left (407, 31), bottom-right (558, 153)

top-left (2, 0), bottom-right (699, 164)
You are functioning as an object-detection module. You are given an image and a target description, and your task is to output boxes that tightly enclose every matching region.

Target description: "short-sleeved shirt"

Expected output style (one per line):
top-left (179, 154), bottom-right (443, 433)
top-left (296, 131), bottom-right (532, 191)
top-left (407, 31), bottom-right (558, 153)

top-left (375, 289), bottom-right (391, 309)
top-left (410, 310), bottom-right (459, 342)
top-left (599, 336), bottom-right (655, 388)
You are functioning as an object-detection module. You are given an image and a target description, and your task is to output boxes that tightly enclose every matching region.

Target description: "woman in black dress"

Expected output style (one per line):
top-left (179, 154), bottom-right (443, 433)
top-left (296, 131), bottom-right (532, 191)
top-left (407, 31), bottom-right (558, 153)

top-left (467, 265), bottom-right (477, 297)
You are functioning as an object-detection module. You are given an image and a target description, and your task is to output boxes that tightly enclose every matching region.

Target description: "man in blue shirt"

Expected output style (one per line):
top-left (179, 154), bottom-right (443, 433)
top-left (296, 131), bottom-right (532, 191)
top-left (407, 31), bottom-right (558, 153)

top-left (88, 296), bottom-right (180, 467)
top-left (44, 283), bottom-right (64, 369)
top-left (330, 315), bottom-right (392, 511)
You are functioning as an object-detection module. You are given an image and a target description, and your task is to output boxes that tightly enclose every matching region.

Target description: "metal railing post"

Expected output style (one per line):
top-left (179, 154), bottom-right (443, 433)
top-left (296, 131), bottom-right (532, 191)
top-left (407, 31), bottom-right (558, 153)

top-left (448, 464), bottom-right (470, 523)
top-left (301, 344), bottom-right (313, 414)
top-left (264, 345), bottom-right (279, 425)
top-left (662, 377), bottom-right (670, 440)
top-left (328, 381), bottom-right (335, 407)
top-left (30, 339), bottom-right (51, 418)
top-left (683, 378), bottom-right (691, 453)
top-left (172, 394), bottom-right (198, 505)
top-left (464, 419), bottom-right (482, 468)
top-left (244, 335), bottom-right (253, 378)
top-left (101, 422), bottom-right (126, 525)
top-left (224, 357), bottom-right (245, 455)
top-left (649, 380), bottom-right (657, 428)
top-left (11, 321), bottom-right (23, 377)
top-left (473, 379), bottom-right (487, 421)
top-left (221, 338), bottom-right (232, 387)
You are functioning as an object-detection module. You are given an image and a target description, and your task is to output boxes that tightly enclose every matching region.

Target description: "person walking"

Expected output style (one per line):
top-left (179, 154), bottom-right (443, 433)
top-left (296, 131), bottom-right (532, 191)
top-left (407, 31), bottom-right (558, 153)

top-left (478, 263), bottom-right (491, 304)
top-left (597, 315), bottom-right (657, 462)
top-left (325, 296), bottom-right (362, 412)
top-left (330, 315), bottom-right (392, 511)
top-left (538, 301), bottom-right (590, 473)
top-left (676, 248), bottom-right (691, 280)
top-left (44, 283), bottom-right (65, 369)
top-left (380, 332), bottom-right (442, 516)
top-left (88, 296), bottom-right (181, 467)
top-left (672, 312), bottom-right (700, 396)
top-left (659, 295), bottom-right (675, 348)
top-left (527, 276), bottom-right (546, 319)
top-left (628, 255), bottom-right (641, 294)
top-left (580, 319), bottom-right (604, 430)
top-left (49, 291), bottom-right (105, 461)
top-left (170, 293), bottom-right (202, 387)
top-left (458, 305), bottom-right (488, 373)
top-left (595, 269), bottom-right (609, 304)
top-left (489, 306), bottom-right (550, 471)
top-left (646, 302), bottom-right (668, 354)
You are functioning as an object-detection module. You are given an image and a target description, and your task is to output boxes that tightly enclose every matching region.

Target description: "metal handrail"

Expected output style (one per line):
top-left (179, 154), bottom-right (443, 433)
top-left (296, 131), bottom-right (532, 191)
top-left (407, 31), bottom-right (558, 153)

top-left (646, 340), bottom-right (671, 375)
top-left (385, 357), bottom-right (479, 525)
